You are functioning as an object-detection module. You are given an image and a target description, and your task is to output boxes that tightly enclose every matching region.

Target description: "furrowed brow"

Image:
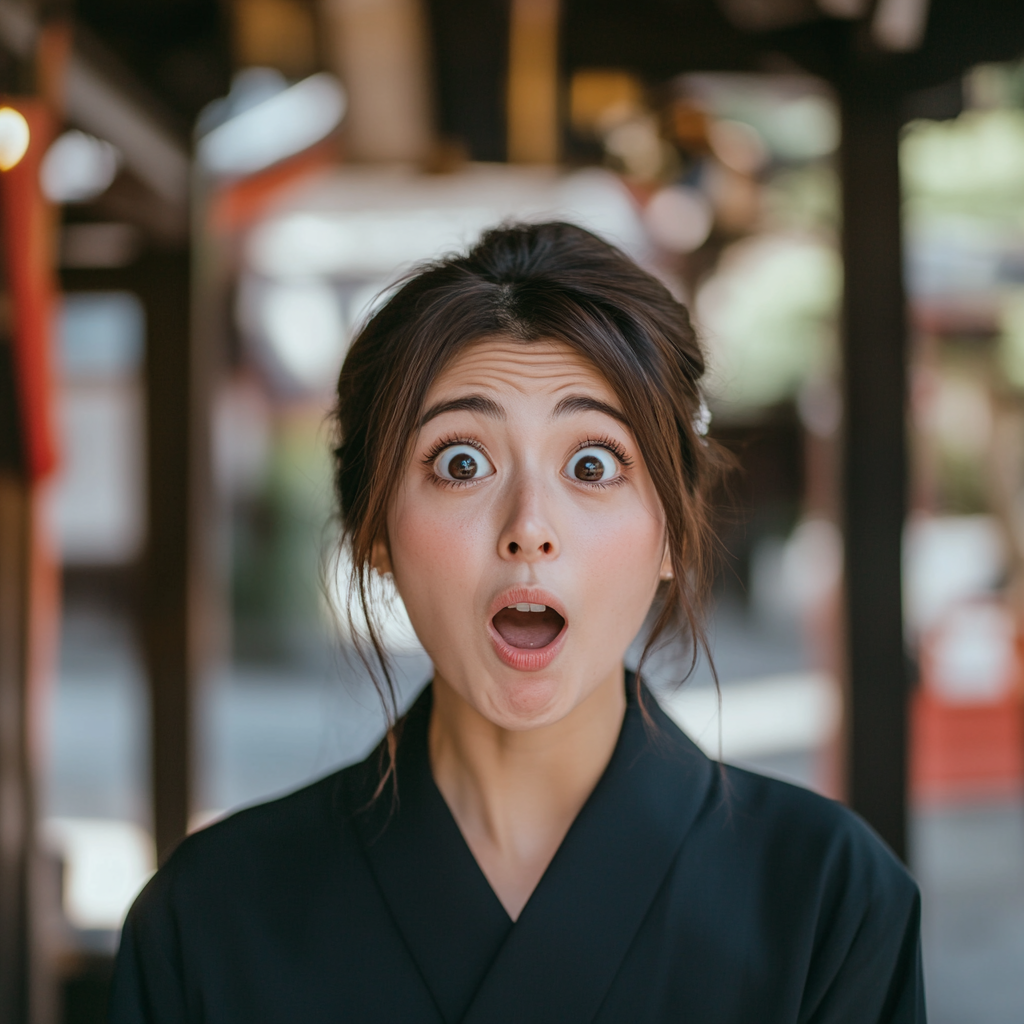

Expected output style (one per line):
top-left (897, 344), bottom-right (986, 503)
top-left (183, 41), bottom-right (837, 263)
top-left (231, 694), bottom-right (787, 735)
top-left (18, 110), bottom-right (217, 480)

top-left (418, 395), bottom-right (506, 428)
top-left (551, 395), bottom-right (630, 427)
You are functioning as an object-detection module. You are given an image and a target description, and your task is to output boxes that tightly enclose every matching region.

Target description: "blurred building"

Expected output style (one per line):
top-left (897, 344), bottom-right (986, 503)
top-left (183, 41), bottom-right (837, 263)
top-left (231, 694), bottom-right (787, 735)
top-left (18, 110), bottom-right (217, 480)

top-left (1, 1), bottom-right (1024, 1022)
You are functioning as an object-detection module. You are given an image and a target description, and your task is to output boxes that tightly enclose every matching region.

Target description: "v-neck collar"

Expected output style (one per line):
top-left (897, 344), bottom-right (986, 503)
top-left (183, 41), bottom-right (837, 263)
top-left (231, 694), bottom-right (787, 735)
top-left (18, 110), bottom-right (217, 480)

top-left (343, 676), bottom-right (714, 1024)
top-left (343, 690), bottom-right (512, 1023)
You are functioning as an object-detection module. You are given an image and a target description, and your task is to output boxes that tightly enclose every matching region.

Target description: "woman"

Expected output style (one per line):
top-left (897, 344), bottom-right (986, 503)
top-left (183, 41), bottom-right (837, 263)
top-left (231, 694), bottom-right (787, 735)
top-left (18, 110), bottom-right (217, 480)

top-left (111, 223), bottom-right (924, 1023)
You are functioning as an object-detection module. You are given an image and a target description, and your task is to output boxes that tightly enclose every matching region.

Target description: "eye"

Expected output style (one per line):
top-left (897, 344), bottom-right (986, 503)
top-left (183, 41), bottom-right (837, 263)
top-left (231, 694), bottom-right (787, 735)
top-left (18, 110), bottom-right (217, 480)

top-left (432, 443), bottom-right (495, 482)
top-left (565, 446), bottom-right (620, 484)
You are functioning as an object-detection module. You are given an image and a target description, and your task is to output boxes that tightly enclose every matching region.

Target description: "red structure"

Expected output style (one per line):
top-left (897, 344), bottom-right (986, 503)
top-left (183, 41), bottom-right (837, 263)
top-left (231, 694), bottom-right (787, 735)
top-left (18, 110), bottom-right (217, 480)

top-left (912, 602), bottom-right (1024, 802)
top-left (0, 97), bottom-right (60, 1024)
top-left (1, 98), bottom-right (58, 481)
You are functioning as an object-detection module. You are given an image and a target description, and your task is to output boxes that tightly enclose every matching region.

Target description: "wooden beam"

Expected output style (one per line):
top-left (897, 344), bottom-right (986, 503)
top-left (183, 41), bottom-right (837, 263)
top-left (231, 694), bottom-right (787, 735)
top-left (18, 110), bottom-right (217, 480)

top-left (839, 86), bottom-right (909, 860)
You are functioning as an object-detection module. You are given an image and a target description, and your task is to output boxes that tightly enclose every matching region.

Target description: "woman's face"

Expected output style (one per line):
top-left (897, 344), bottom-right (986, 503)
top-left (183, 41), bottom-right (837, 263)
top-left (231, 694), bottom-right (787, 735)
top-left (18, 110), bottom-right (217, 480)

top-left (384, 337), bottom-right (669, 731)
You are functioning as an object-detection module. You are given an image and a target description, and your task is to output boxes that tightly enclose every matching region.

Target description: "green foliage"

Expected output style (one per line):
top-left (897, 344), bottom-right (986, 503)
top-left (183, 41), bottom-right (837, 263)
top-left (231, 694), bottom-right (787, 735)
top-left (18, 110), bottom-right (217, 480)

top-left (231, 412), bottom-right (335, 665)
top-left (697, 234), bottom-right (840, 411)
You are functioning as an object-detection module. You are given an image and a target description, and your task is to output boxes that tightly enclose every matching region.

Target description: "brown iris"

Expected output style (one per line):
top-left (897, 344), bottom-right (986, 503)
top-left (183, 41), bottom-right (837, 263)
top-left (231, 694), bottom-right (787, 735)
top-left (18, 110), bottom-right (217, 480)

top-left (448, 452), bottom-right (478, 479)
top-left (574, 455), bottom-right (605, 481)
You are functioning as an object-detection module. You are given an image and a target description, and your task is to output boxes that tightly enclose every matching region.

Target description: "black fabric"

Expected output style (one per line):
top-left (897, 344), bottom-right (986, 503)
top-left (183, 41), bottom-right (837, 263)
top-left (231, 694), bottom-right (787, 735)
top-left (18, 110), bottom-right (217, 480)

top-left (110, 680), bottom-right (926, 1024)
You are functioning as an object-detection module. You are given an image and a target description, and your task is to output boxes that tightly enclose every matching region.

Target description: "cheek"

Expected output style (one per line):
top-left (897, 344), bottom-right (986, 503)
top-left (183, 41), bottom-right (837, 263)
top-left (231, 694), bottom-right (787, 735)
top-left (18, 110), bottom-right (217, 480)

top-left (573, 498), bottom-right (665, 639)
top-left (387, 485), bottom-right (489, 608)
top-left (574, 499), bottom-right (664, 588)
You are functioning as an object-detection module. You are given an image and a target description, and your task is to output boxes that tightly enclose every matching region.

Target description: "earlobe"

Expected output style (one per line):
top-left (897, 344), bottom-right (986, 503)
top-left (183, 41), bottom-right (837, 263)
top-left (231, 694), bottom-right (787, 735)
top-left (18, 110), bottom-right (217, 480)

top-left (659, 546), bottom-right (674, 581)
top-left (371, 539), bottom-right (393, 576)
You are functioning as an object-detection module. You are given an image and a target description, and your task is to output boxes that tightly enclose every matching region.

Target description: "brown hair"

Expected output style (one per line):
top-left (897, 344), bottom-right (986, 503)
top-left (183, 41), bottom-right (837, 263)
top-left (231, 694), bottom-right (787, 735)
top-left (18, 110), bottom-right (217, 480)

top-left (332, 221), bottom-right (725, 774)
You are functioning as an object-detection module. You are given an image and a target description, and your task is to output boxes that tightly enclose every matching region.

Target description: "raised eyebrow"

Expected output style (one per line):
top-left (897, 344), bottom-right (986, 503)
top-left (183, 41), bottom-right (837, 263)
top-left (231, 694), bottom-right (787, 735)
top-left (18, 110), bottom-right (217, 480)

top-left (417, 394), bottom-right (506, 428)
top-left (551, 395), bottom-right (631, 427)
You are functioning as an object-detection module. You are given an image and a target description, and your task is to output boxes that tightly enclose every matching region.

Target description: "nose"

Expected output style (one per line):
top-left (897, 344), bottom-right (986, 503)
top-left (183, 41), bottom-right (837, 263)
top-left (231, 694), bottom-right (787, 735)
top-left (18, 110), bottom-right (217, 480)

top-left (497, 478), bottom-right (560, 563)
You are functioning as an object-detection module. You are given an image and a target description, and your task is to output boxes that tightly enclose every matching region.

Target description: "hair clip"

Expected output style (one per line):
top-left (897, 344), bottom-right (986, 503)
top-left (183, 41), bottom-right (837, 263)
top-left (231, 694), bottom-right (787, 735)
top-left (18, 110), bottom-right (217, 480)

top-left (692, 398), bottom-right (711, 439)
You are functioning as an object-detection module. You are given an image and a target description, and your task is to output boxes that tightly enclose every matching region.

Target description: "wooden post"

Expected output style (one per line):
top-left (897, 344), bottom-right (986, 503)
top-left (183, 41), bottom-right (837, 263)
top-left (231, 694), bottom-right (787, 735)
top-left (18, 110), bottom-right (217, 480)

top-left (0, 99), bottom-right (60, 1024)
top-left (63, 245), bottom-right (202, 868)
top-left (507, 0), bottom-right (560, 163)
top-left (425, 0), bottom-right (509, 161)
top-left (324, 0), bottom-right (434, 162)
top-left (136, 249), bottom-right (197, 864)
top-left (839, 86), bottom-right (909, 860)
top-left (0, 469), bottom-right (31, 1023)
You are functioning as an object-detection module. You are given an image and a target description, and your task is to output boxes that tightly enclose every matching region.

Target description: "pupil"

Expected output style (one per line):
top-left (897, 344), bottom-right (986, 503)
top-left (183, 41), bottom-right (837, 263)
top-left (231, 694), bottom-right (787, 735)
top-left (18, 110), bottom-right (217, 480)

top-left (575, 456), bottom-right (604, 481)
top-left (449, 453), bottom-right (477, 479)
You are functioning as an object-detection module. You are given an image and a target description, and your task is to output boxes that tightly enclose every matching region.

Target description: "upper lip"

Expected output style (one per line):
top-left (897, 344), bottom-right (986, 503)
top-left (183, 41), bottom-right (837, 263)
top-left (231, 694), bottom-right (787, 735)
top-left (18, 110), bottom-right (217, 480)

top-left (488, 586), bottom-right (568, 624)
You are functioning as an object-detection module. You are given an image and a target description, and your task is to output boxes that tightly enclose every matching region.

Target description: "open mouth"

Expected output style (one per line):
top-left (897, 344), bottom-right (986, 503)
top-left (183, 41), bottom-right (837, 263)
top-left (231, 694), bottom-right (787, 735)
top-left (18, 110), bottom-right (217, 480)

top-left (491, 602), bottom-right (566, 650)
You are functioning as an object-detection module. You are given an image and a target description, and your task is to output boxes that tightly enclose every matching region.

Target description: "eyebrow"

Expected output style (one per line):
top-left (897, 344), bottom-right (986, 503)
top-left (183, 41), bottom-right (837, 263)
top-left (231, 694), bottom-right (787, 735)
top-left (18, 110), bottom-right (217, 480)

top-left (551, 395), bottom-right (630, 426)
top-left (418, 395), bottom-right (506, 427)
top-left (417, 393), bottom-right (630, 429)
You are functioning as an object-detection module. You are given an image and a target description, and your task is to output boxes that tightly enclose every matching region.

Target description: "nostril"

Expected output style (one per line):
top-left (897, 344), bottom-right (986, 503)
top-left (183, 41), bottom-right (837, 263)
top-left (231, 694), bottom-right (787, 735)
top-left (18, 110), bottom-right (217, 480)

top-left (508, 542), bottom-right (519, 554)
top-left (542, 542), bottom-right (551, 554)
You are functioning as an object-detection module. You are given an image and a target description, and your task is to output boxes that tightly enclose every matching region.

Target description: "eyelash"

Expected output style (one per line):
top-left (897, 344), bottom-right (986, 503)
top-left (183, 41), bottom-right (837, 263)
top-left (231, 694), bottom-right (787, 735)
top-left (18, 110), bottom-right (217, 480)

top-left (422, 435), bottom-right (487, 488)
top-left (422, 434), bottom-right (482, 466)
top-left (568, 436), bottom-right (633, 489)
top-left (420, 434), bottom-right (634, 488)
top-left (573, 435), bottom-right (632, 466)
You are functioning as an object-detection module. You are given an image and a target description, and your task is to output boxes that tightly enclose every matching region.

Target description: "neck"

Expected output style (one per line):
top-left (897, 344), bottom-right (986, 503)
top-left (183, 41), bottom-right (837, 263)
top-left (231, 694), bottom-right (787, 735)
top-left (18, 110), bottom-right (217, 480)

top-left (428, 668), bottom-right (627, 921)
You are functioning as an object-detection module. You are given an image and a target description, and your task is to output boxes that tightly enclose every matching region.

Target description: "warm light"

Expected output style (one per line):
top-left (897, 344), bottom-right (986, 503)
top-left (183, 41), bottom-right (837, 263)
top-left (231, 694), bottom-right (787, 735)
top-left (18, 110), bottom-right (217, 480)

top-left (569, 70), bottom-right (643, 135)
top-left (0, 107), bottom-right (30, 171)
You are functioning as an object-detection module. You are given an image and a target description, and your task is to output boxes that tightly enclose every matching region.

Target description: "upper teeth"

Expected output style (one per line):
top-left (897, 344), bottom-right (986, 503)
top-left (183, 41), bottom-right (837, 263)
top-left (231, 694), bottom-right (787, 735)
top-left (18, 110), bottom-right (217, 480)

top-left (510, 603), bottom-right (547, 612)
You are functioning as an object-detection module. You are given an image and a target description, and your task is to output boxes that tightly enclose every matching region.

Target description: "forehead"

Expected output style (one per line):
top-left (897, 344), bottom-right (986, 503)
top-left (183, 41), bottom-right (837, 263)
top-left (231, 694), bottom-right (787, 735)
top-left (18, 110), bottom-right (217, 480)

top-left (425, 337), bottom-right (616, 405)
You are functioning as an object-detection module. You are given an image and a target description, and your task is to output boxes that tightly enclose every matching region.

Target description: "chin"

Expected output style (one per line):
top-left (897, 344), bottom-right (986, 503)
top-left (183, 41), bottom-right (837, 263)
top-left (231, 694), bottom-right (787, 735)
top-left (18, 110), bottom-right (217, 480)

top-left (483, 669), bottom-right (578, 730)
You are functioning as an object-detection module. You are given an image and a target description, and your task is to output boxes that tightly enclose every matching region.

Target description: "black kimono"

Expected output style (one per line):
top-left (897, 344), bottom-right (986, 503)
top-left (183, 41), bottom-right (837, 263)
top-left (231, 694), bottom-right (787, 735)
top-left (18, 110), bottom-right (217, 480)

top-left (110, 680), bottom-right (925, 1023)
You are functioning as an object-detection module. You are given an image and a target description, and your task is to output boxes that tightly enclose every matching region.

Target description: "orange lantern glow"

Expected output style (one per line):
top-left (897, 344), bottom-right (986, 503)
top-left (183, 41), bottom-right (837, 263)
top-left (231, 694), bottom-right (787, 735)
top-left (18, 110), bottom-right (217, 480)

top-left (0, 106), bottom-right (30, 170)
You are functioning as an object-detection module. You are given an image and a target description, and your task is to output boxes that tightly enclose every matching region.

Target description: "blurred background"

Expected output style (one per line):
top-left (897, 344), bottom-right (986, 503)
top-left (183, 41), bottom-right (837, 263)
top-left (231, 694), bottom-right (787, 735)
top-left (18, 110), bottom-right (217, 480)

top-left (1, 0), bottom-right (1024, 1020)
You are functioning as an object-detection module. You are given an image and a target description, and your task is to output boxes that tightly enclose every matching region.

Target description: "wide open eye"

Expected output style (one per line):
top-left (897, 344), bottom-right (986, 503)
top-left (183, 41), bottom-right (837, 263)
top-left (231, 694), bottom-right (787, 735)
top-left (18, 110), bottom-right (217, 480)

top-left (432, 444), bottom-right (495, 482)
top-left (564, 447), bottom-right (620, 484)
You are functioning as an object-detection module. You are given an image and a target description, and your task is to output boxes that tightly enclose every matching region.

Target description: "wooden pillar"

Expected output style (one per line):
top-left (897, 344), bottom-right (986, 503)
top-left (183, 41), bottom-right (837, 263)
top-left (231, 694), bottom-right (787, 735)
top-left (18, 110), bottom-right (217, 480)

top-left (324, 0), bottom-right (435, 162)
top-left (136, 249), bottom-right (197, 864)
top-left (507, 0), bottom-right (559, 163)
top-left (425, 0), bottom-right (509, 161)
top-left (0, 235), bottom-right (29, 1024)
top-left (64, 245), bottom-right (203, 867)
top-left (839, 86), bottom-right (909, 860)
top-left (0, 469), bottom-right (31, 1024)
top-left (0, 98), bottom-right (60, 1024)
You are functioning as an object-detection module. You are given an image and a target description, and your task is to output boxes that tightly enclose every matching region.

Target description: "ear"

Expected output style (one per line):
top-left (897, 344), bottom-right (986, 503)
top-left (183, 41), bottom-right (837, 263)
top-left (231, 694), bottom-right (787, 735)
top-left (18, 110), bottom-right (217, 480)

top-left (370, 538), bottom-right (393, 576)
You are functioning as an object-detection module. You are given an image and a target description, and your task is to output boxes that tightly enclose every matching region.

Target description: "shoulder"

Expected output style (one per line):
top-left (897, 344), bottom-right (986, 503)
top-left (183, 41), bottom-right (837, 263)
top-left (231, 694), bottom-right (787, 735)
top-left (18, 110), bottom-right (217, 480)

top-left (111, 760), bottom-right (395, 1020)
top-left (675, 766), bottom-right (924, 1018)
top-left (694, 764), bottom-right (921, 948)
top-left (715, 770), bottom-right (924, 1019)
top-left (131, 762), bottom-right (368, 922)
top-left (646, 691), bottom-right (916, 906)
top-left (648, 693), bottom-right (915, 904)
top-left (180, 768), bottom-right (345, 865)
top-left (720, 765), bottom-right (912, 882)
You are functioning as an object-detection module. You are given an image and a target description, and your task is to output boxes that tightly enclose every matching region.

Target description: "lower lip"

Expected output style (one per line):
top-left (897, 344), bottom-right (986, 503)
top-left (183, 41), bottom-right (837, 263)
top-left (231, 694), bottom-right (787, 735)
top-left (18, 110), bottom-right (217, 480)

top-left (487, 618), bottom-right (568, 671)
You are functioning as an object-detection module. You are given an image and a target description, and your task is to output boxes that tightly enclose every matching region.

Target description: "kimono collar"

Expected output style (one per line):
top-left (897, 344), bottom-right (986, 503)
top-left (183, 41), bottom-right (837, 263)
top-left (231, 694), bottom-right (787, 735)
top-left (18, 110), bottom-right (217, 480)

top-left (342, 674), bottom-right (716, 1024)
